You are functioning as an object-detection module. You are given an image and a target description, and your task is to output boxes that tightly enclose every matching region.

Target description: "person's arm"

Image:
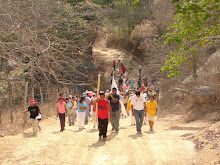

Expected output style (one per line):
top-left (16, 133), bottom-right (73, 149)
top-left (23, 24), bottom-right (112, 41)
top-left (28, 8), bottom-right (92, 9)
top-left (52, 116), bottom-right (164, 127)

top-left (110, 93), bottom-right (118, 103)
top-left (79, 106), bottom-right (87, 111)
top-left (57, 107), bottom-right (59, 117)
top-left (108, 103), bottom-right (112, 120)
top-left (131, 105), bottom-right (134, 116)
top-left (65, 105), bottom-right (67, 114)
top-left (23, 110), bottom-right (28, 113)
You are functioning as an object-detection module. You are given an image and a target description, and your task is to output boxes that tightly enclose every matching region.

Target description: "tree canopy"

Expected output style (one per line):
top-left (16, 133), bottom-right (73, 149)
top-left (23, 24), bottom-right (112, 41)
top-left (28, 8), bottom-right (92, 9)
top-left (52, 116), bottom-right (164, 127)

top-left (162, 0), bottom-right (220, 78)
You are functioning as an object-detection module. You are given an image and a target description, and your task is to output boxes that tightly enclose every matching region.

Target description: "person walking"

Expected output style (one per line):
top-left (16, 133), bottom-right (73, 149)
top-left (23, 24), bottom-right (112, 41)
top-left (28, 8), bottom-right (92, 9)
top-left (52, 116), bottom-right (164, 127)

top-left (108, 87), bottom-right (120, 132)
top-left (118, 60), bottom-right (121, 69)
top-left (23, 100), bottom-right (40, 135)
top-left (57, 93), bottom-right (65, 103)
top-left (85, 93), bottom-right (91, 124)
top-left (127, 95), bottom-right (136, 126)
top-left (71, 96), bottom-right (78, 121)
top-left (118, 76), bottom-right (123, 87)
top-left (66, 97), bottom-right (74, 126)
top-left (130, 79), bottom-right (134, 91)
top-left (131, 91), bottom-right (146, 133)
top-left (113, 60), bottom-right (116, 71)
top-left (146, 95), bottom-right (158, 131)
top-left (110, 74), bottom-right (113, 84)
top-left (138, 78), bottom-right (142, 89)
top-left (56, 98), bottom-right (67, 132)
top-left (139, 65), bottom-right (142, 78)
top-left (121, 64), bottom-right (126, 74)
top-left (78, 97), bottom-right (87, 130)
top-left (96, 92), bottom-right (112, 140)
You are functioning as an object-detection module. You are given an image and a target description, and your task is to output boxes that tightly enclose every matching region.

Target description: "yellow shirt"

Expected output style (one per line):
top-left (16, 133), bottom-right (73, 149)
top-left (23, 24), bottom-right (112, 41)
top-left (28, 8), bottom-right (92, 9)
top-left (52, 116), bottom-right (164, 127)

top-left (146, 100), bottom-right (157, 115)
top-left (127, 99), bottom-right (131, 112)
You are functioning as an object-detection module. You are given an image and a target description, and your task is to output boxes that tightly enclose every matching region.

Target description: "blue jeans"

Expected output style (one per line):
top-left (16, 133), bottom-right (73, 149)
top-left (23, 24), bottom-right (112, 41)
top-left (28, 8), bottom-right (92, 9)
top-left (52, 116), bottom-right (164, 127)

top-left (134, 109), bottom-right (145, 132)
top-left (85, 109), bottom-right (89, 122)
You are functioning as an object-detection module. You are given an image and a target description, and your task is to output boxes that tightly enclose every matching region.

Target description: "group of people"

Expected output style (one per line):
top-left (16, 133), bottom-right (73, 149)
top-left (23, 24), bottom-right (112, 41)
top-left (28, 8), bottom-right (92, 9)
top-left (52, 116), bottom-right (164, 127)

top-left (23, 59), bottom-right (159, 141)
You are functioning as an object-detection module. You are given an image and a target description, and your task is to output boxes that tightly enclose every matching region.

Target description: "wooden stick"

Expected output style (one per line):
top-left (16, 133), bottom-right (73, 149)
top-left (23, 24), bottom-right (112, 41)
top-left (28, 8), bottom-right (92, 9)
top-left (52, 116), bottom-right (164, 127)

top-left (95, 74), bottom-right (101, 125)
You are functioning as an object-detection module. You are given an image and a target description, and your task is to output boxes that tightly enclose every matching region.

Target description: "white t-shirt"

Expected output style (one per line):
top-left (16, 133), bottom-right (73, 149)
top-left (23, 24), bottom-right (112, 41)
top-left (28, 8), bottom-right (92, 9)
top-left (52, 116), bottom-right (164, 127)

top-left (131, 95), bottom-right (146, 110)
top-left (122, 96), bottom-right (128, 104)
top-left (139, 65), bottom-right (142, 70)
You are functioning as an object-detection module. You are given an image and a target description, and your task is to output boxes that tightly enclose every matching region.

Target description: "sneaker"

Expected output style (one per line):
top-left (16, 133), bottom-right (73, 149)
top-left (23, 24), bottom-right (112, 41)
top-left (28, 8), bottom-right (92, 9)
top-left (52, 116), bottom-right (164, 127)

top-left (103, 137), bottom-right (107, 141)
top-left (150, 128), bottom-right (153, 131)
top-left (99, 136), bottom-right (102, 140)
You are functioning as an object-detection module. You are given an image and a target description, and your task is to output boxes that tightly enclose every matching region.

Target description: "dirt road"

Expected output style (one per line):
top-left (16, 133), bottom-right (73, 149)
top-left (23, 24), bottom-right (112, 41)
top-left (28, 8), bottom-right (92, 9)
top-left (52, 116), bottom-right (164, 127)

top-left (0, 116), bottom-right (198, 165)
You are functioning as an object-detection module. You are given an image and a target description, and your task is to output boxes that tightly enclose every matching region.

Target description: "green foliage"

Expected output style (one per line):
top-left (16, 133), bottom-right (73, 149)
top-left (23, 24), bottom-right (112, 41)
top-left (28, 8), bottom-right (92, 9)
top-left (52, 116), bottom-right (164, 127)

top-left (93, 0), bottom-right (113, 5)
top-left (23, 67), bottom-right (29, 73)
top-left (162, 0), bottom-right (220, 78)
top-left (66, 0), bottom-right (84, 6)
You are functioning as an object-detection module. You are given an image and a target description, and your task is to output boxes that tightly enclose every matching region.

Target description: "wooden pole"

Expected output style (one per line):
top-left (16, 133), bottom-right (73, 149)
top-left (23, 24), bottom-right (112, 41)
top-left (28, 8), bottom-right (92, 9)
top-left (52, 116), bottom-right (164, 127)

top-left (95, 74), bottom-right (101, 125)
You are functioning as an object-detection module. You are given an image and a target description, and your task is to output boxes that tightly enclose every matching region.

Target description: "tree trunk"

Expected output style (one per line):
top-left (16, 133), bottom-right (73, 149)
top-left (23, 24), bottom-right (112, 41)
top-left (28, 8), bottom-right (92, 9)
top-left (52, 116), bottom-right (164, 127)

top-left (30, 59), bottom-right (34, 100)
top-left (23, 81), bottom-right (29, 126)
top-left (40, 87), bottom-right (43, 105)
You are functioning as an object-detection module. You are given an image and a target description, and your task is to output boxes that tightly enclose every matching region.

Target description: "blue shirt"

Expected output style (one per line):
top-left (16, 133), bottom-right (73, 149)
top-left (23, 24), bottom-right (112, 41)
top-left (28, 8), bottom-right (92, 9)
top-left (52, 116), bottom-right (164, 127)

top-left (78, 102), bottom-right (86, 112)
top-left (130, 80), bottom-right (134, 86)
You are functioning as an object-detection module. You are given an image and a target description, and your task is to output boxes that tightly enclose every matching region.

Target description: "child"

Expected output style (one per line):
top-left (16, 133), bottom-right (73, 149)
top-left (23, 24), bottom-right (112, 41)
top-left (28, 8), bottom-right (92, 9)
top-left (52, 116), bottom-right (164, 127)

top-left (23, 100), bottom-right (40, 135)
top-left (96, 92), bottom-right (112, 140)
top-left (146, 95), bottom-right (158, 131)
top-left (57, 98), bottom-right (67, 132)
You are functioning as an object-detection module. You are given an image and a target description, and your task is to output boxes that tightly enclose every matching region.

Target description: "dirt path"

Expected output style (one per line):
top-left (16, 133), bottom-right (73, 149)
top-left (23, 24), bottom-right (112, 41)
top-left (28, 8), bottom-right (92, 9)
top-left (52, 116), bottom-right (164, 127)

top-left (93, 30), bottom-right (141, 88)
top-left (0, 116), bottom-right (199, 165)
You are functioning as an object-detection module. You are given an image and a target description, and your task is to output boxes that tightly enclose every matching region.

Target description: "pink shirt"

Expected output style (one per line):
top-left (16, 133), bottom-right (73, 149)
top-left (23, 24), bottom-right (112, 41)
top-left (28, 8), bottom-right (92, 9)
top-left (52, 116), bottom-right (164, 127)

top-left (57, 102), bottom-right (66, 114)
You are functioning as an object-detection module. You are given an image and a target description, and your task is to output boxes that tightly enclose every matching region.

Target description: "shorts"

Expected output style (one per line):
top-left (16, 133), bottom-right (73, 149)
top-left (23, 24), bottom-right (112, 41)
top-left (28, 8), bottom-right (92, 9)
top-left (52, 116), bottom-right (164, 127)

top-left (147, 113), bottom-right (155, 121)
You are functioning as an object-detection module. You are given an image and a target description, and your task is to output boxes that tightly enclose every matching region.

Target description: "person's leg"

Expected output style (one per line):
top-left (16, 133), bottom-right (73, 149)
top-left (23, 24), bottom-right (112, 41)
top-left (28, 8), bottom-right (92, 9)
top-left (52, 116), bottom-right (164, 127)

top-left (71, 113), bottom-right (75, 125)
top-left (59, 113), bottom-right (65, 131)
top-left (34, 119), bottom-right (38, 132)
top-left (103, 118), bottom-right (108, 138)
top-left (147, 114), bottom-right (155, 130)
top-left (129, 110), bottom-right (133, 125)
top-left (37, 120), bottom-right (41, 131)
top-left (134, 110), bottom-right (140, 132)
top-left (139, 110), bottom-right (145, 132)
top-left (31, 119), bottom-right (38, 134)
top-left (85, 109), bottom-right (89, 123)
top-left (93, 111), bottom-right (97, 128)
top-left (82, 112), bottom-right (85, 128)
top-left (115, 110), bottom-right (120, 132)
top-left (68, 114), bottom-right (71, 126)
top-left (111, 111), bottom-right (116, 130)
top-left (98, 118), bottom-right (102, 138)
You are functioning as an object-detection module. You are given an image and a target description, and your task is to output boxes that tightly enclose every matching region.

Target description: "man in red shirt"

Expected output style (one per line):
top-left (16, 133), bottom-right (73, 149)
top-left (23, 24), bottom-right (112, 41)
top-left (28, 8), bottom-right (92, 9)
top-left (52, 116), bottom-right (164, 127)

top-left (96, 92), bottom-right (112, 141)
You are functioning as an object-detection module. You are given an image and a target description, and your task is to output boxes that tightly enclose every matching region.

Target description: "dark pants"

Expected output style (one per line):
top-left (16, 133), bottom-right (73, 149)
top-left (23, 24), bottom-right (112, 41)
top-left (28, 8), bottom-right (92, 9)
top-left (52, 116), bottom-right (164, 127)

top-left (134, 110), bottom-right (145, 132)
top-left (59, 113), bottom-right (65, 131)
top-left (98, 118), bottom-right (108, 138)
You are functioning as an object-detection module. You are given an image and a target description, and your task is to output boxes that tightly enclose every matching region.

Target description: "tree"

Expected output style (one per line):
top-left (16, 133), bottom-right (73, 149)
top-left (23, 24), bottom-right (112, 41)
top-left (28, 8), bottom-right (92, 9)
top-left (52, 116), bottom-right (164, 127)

top-left (162, 0), bottom-right (220, 78)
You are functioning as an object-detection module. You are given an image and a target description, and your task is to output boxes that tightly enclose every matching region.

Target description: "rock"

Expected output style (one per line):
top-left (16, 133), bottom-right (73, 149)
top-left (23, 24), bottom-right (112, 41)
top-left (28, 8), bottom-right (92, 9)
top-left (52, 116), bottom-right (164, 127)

top-left (183, 50), bottom-right (220, 84)
top-left (193, 86), bottom-right (215, 104)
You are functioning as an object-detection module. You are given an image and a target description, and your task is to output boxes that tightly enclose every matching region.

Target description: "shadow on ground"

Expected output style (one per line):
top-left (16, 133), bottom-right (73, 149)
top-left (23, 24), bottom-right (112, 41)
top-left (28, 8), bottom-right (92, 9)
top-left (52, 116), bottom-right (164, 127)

top-left (88, 140), bottom-right (106, 150)
top-left (23, 132), bottom-right (37, 138)
top-left (128, 133), bottom-right (143, 139)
